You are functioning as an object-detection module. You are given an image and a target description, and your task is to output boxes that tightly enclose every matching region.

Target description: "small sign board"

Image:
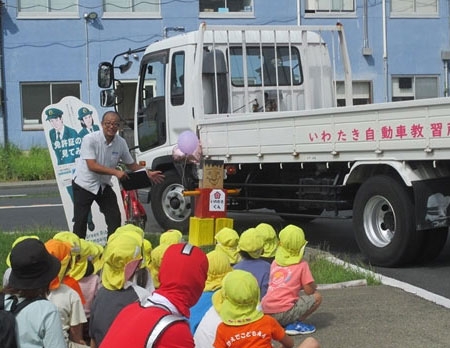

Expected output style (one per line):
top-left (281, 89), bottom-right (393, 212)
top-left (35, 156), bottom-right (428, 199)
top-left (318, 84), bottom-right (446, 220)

top-left (209, 189), bottom-right (226, 212)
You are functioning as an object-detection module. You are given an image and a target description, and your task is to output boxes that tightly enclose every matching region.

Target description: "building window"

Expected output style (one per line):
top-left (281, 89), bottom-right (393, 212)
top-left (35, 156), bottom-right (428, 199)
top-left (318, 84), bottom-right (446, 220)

top-left (104, 0), bottom-right (160, 14)
top-left (200, 0), bottom-right (253, 14)
top-left (305, 0), bottom-right (355, 14)
top-left (21, 82), bottom-right (80, 130)
top-left (18, 0), bottom-right (77, 15)
top-left (391, 0), bottom-right (437, 15)
top-left (335, 81), bottom-right (372, 106)
top-left (392, 76), bottom-right (439, 101)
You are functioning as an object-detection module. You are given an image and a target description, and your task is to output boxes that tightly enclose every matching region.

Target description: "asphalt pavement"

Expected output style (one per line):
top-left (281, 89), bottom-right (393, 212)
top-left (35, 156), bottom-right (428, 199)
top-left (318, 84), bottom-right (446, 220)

top-left (3, 180), bottom-right (450, 347)
top-left (293, 284), bottom-right (450, 348)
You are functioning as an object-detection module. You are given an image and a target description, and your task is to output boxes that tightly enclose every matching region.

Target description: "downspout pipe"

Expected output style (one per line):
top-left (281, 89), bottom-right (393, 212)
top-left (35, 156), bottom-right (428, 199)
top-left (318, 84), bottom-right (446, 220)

top-left (0, 1), bottom-right (7, 145)
top-left (382, 0), bottom-right (389, 102)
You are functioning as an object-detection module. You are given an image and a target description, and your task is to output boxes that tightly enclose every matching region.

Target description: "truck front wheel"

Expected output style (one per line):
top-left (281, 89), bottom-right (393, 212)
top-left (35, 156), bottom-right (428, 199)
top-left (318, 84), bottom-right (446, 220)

top-left (353, 175), bottom-right (423, 267)
top-left (150, 170), bottom-right (191, 232)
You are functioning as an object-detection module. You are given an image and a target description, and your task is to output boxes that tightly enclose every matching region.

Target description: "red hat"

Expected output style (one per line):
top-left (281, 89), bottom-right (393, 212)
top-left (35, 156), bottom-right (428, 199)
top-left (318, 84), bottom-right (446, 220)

top-left (156, 243), bottom-right (208, 318)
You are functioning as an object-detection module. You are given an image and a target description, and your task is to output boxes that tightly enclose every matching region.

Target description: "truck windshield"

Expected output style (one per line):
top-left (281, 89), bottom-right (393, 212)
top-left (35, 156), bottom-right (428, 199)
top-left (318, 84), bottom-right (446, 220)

top-left (137, 51), bottom-right (168, 152)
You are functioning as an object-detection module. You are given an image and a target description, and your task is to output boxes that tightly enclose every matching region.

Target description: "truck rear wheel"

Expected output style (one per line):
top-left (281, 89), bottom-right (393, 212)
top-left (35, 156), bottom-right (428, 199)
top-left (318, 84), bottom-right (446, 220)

top-left (353, 175), bottom-right (422, 267)
top-left (150, 170), bottom-right (191, 232)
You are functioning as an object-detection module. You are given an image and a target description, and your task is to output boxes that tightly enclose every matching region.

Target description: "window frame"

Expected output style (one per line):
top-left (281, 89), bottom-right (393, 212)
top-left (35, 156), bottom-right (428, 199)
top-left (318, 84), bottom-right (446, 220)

top-left (305, 0), bottom-right (356, 16)
top-left (102, 0), bottom-right (161, 18)
top-left (229, 46), bottom-right (303, 88)
top-left (199, 0), bottom-right (254, 18)
top-left (170, 51), bottom-right (185, 107)
top-left (21, 81), bottom-right (81, 130)
top-left (391, 75), bottom-right (439, 101)
top-left (335, 80), bottom-right (372, 106)
top-left (390, 0), bottom-right (438, 17)
top-left (17, 0), bottom-right (79, 19)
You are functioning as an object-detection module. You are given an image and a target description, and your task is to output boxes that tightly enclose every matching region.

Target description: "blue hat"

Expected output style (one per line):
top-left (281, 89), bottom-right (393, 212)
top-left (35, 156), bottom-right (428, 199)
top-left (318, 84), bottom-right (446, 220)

top-left (45, 108), bottom-right (63, 120)
top-left (78, 107), bottom-right (93, 120)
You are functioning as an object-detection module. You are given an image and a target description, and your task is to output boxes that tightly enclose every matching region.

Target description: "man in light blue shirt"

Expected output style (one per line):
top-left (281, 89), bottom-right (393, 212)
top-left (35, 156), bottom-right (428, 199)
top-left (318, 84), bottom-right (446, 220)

top-left (72, 111), bottom-right (164, 238)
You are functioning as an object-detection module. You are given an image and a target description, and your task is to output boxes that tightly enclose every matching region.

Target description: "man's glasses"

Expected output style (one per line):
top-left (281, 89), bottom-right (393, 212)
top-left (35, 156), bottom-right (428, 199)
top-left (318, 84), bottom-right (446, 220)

top-left (103, 122), bottom-right (120, 128)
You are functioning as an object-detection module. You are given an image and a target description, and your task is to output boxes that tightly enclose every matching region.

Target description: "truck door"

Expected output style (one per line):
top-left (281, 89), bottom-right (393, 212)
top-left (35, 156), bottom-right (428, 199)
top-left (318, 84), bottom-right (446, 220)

top-left (136, 50), bottom-right (168, 152)
top-left (136, 49), bottom-right (189, 153)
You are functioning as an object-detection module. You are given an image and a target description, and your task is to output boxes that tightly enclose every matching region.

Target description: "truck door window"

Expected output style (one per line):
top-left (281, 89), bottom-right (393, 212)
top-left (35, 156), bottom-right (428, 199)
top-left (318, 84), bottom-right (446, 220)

top-left (137, 51), bottom-right (168, 152)
top-left (229, 46), bottom-right (302, 87)
top-left (170, 51), bottom-right (185, 106)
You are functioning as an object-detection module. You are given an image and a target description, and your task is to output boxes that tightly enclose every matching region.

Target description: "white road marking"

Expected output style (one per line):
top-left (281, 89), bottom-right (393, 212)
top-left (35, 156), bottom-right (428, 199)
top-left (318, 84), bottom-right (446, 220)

top-left (0, 194), bottom-right (27, 198)
top-left (0, 203), bottom-right (63, 209)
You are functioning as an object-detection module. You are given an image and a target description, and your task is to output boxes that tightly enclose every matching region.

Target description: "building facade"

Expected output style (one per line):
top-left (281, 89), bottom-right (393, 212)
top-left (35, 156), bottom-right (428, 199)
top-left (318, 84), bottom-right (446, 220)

top-left (0, 0), bottom-right (449, 148)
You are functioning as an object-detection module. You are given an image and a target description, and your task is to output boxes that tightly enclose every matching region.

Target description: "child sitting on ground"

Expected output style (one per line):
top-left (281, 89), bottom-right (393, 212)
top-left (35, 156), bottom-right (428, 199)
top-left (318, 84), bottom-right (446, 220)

top-left (45, 239), bottom-right (88, 347)
top-left (190, 249), bottom-right (232, 334)
top-left (255, 222), bottom-right (279, 263)
top-left (213, 269), bottom-right (320, 348)
top-left (233, 227), bottom-right (271, 298)
top-left (261, 224), bottom-right (322, 335)
top-left (214, 227), bottom-right (241, 265)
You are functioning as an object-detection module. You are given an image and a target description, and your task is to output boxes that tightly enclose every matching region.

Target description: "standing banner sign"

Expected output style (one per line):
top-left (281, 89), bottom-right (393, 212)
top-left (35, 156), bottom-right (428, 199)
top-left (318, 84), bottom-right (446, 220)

top-left (42, 96), bottom-right (125, 245)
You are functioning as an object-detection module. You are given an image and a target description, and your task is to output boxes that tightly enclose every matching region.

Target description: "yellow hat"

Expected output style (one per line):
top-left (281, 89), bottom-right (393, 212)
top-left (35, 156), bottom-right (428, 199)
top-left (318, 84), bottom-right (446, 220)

top-left (205, 250), bottom-right (232, 292)
top-left (217, 270), bottom-right (263, 326)
top-left (68, 238), bottom-right (96, 280)
top-left (255, 223), bottom-right (279, 258)
top-left (53, 232), bottom-right (82, 279)
top-left (238, 228), bottom-right (264, 259)
top-left (101, 233), bottom-right (143, 290)
top-left (109, 226), bottom-right (145, 269)
top-left (112, 223), bottom-right (144, 239)
top-left (142, 239), bottom-right (153, 269)
top-left (84, 240), bottom-right (104, 274)
top-left (160, 229), bottom-right (183, 245)
top-left (6, 235), bottom-right (40, 267)
top-left (53, 232), bottom-right (81, 254)
top-left (149, 243), bottom-right (171, 288)
top-left (212, 287), bottom-right (225, 313)
top-left (215, 227), bottom-right (240, 264)
top-left (275, 224), bottom-right (307, 266)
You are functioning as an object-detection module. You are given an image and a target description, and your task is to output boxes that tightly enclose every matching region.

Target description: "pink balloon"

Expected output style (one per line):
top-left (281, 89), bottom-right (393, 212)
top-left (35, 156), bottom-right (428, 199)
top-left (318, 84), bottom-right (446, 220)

top-left (178, 130), bottom-right (199, 155)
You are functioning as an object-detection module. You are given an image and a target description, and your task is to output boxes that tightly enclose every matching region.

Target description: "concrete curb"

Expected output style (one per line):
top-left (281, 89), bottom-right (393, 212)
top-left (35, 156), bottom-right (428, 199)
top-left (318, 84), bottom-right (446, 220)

top-left (0, 179), bottom-right (56, 188)
top-left (317, 279), bottom-right (367, 290)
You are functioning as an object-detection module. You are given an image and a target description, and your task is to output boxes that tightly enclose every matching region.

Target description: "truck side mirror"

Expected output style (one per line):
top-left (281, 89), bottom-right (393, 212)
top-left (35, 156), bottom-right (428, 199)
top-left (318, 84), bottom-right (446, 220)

top-left (98, 62), bottom-right (114, 88)
top-left (100, 89), bottom-right (116, 107)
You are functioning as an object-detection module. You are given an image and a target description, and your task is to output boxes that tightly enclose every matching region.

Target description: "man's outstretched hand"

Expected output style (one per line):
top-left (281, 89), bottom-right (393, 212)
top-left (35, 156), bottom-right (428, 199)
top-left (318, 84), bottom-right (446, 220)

top-left (148, 170), bottom-right (165, 184)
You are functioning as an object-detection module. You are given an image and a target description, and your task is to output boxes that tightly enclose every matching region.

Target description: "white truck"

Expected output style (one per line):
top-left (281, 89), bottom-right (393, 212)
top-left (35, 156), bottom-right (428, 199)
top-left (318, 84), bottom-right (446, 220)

top-left (98, 23), bottom-right (450, 267)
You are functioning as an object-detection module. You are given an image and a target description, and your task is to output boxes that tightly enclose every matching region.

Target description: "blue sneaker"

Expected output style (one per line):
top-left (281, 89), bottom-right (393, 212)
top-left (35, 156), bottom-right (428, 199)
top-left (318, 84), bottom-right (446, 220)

top-left (284, 321), bottom-right (316, 335)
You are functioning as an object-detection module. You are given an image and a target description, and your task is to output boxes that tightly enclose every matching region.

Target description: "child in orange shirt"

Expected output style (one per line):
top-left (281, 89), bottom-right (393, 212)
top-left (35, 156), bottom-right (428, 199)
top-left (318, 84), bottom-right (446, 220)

top-left (213, 269), bottom-right (320, 348)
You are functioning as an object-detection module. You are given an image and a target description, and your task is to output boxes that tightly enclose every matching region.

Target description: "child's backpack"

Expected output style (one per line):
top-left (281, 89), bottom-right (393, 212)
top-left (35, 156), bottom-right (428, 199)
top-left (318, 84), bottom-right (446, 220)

top-left (0, 292), bottom-right (44, 348)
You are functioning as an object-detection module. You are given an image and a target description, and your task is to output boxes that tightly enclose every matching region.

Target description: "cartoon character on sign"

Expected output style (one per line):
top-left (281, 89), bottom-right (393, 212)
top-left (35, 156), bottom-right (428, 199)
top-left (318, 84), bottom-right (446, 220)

top-left (46, 108), bottom-right (81, 165)
top-left (77, 106), bottom-right (98, 231)
top-left (78, 107), bottom-right (100, 137)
